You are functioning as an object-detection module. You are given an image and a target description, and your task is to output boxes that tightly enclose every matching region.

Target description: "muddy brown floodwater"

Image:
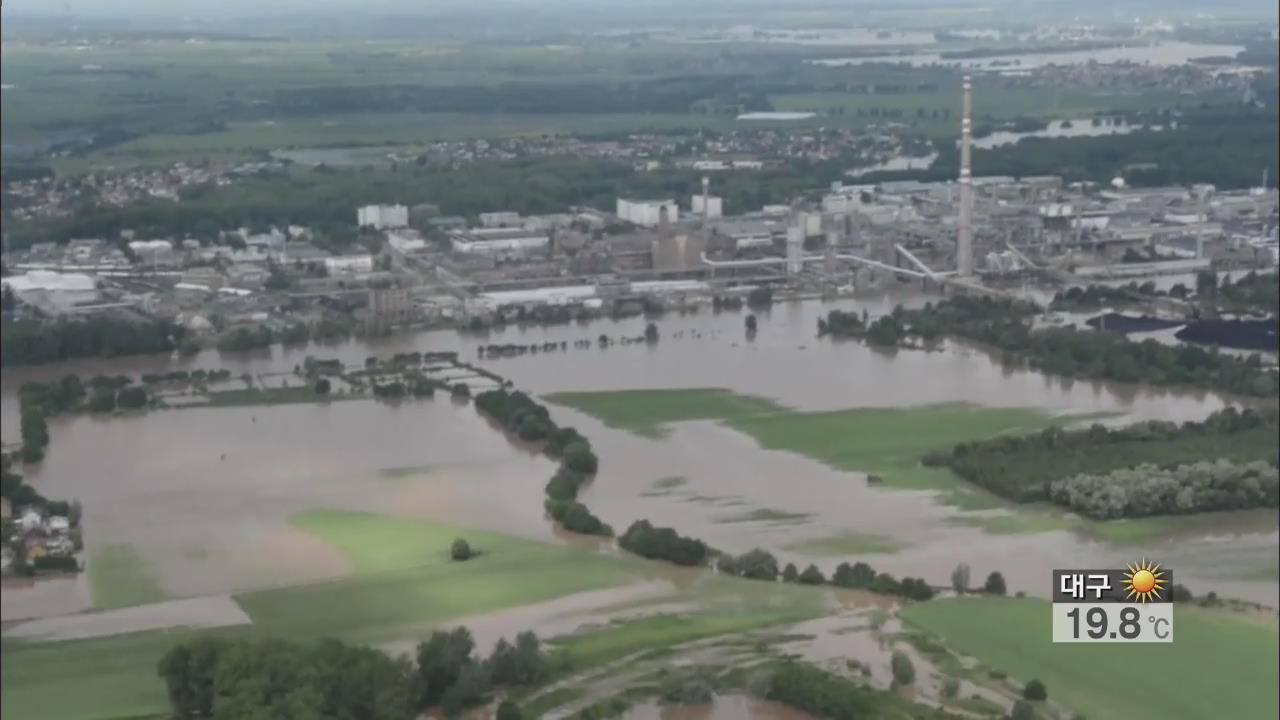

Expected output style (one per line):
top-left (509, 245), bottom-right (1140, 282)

top-left (2, 291), bottom-right (1276, 621)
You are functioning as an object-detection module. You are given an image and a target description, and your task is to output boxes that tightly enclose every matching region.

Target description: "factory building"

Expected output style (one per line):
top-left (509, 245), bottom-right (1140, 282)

top-left (324, 254), bottom-right (375, 275)
top-left (387, 229), bottom-right (428, 252)
top-left (479, 211), bottom-right (523, 228)
top-left (691, 194), bottom-right (723, 219)
top-left (616, 198), bottom-right (680, 227)
top-left (369, 287), bottom-right (413, 322)
top-left (449, 228), bottom-right (551, 257)
top-left (356, 204), bottom-right (409, 229)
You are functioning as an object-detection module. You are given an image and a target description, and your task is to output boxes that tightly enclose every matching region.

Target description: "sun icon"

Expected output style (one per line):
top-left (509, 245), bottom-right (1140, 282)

top-left (1122, 558), bottom-right (1167, 604)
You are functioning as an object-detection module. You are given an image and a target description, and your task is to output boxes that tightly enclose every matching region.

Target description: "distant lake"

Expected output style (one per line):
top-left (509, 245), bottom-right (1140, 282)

top-left (737, 111), bottom-right (816, 121)
top-left (972, 117), bottom-right (1169, 149)
top-left (846, 152), bottom-right (939, 177)
top-left (811, 41), bottom-right (1246, 69)
top-left (269, 148), bottom-right (361, 166)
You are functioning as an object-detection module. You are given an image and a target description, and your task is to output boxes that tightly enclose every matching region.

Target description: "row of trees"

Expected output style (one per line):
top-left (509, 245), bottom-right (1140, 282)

top-left (1210, 271), bottom-right (1279, 315)
top-left (1048, 459), bottom-right (1279, 519)
top-left (1, 316), bottom-right (187, 366)
top-left (714, 548), bottom-right (938, 601)
top-left (156, 628), bottom-right (549, 719)
top-left (618, 519), bottom-right (709, 566)
top-left (474, 389), bottom-right (611, 536)
top-left (923, 407), bottom-right (1278, 504)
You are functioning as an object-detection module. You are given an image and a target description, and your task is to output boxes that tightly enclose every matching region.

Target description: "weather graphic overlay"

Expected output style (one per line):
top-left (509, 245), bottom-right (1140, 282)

top-left (1121, 558), bottom-right (1168, 604)
top-left (1051, 559), bottom-right (1174, 643)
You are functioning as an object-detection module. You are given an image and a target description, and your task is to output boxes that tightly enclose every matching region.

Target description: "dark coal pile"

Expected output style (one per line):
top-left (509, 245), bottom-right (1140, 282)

top-left (1176, 319), bottom-right (1279, 352)
top-left (1085, 313), bottom-right (1184, 333)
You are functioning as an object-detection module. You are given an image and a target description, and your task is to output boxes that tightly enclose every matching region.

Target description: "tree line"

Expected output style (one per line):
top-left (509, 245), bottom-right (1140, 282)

top-left (716, 548), bottom-right (937, 601)
top-left (922, 406), bottom-right (1279, 507)
top-left (821, 296), bottom-right (1279, 397)
top-left (474, 388), bottom-right (611, 536)
top-left (4, 156), bottom-right (846, 251)
top-left (1, 316), bottom-right (188, 366)
top-left (157, 627), bottom-right (550, 720)
top-left (1049, 459), bottom-right (1279, 519)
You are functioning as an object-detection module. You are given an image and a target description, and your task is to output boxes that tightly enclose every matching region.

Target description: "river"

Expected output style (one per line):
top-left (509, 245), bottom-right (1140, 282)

top-left (2, 289), bottom-right (1276, 622)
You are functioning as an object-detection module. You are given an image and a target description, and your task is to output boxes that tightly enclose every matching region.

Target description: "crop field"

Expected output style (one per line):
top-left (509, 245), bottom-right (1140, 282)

top-left (903, 597), bottom-right (1280, 720)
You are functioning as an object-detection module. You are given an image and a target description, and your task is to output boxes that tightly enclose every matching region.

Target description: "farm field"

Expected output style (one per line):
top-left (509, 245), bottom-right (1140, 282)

top-left (547, 390), bottom-right (1087, 508)
top-left (903, 597), bottom-right (1280, 720)
top-left (1, 509), bottom-right (649, 720)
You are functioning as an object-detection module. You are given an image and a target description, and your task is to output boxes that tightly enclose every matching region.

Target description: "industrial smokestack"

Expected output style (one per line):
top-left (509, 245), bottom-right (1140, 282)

top-left (957, 74), bottom-right (974, 277)
top-left (701, 176), bottom-right (710, 222)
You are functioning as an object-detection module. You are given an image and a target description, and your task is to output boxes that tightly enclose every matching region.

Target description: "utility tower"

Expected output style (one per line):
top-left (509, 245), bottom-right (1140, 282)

top-left (957, 74), bottom-right (974, 277)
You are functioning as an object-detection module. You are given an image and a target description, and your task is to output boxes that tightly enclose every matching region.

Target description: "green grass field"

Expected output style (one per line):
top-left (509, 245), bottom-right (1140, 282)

top-left (548, 390), bottom-right (1093, 509)
top-left (545, 388), bottom-right (786, 439)
top-left (903, 597), bottom-right (1280, 720)
top-left (290, 508), bottom-right (537, 574)
top-left (782, 532), bottom-right (902, 556)
top-left (237, 510), bottom-right (645, 642)
top-left (2, 510), bottom-right (647, 720)
top-left (550, 608), bottom-right (821, 669)
top-left (87, 544), bottom-right (169, 610)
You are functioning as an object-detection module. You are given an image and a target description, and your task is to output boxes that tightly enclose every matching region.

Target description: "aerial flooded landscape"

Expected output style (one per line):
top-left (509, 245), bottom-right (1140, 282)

top-left (1, 1), bottom-right (1278, 719)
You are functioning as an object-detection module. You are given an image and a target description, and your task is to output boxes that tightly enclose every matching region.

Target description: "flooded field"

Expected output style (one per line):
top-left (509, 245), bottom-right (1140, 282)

top-left (2, 290), bottom-right (1277, 720)
top-left (2, 292), bottom-right (1276, 624)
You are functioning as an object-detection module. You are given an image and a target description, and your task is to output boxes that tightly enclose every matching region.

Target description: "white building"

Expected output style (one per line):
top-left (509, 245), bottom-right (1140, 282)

top-left (616, 198), bottom-right (679, 227)
top-left (2, 271), bottom-right (97, 293)
top-left (691, 194), bottom-right (723, 219)
top-left (479, 211), bottom-right (522, 228)
top-left (387, 229), bottom-right (427, 252)
top-left (450, 228), bottom-right (550, 256)
top-left (324, 254), bottom-right (375, 274)
top-left (357, 204), bottom-right (409, 229)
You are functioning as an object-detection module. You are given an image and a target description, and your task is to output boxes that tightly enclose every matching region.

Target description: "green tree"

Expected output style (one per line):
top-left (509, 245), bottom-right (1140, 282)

top-left (798, 564), bottom-right (826, 585)
top-left (645, 322), bottom-right (659, 343)
top-left (890, 651), bottom-right (915, 687)
top-left (451, 538), bottom-right (473, 561)
top-left (983, 571), bottom-right (1007, 595)
top-left (1023, 678), bottom-right (1047, 701)
top-left (735, 548), bottom-right (779, 581)
top-left (440, 662), bottom-right (490, 715)
top-left (951, 562), bottom-right (971, 594)
top-left (1010, 699), bottom-right (1035, 720)
top-left (116, 385), bottom-right (149, 409)
top-left (745, 314), bottom-right (758, 333)
top-left (562, 442), bottom-right (599, 475)
top-left (414, 627), bottom-right (476, 708)
top-left (782, 562), bottom-right (799, 583)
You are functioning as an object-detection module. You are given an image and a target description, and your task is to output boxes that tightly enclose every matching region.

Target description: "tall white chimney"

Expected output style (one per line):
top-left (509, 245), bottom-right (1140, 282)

top-left (957, 75), bottom-right (974, 277)
top-left (701, 176), bottom-right (710, 222)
